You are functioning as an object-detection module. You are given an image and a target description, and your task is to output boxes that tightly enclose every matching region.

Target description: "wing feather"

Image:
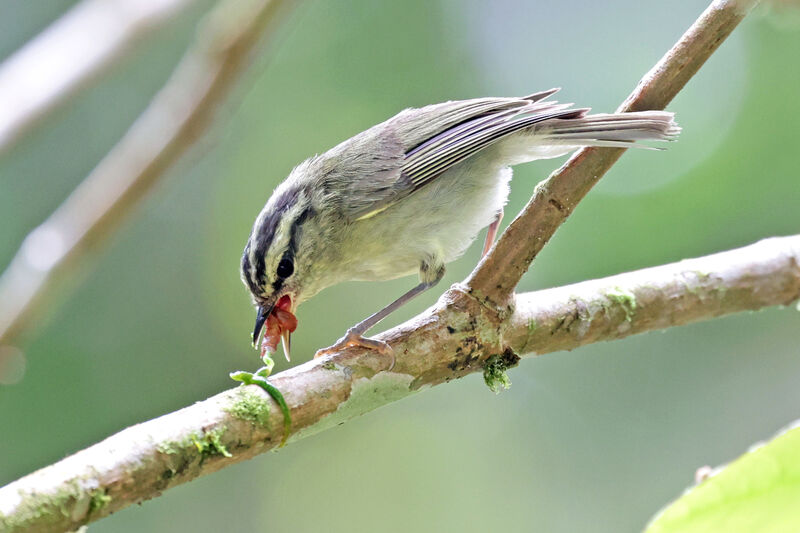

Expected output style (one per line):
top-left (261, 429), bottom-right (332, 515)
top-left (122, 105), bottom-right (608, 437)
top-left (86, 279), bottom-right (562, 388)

top-left (345, 89), bottom-right (583, 221)
top-left (403, 100), bottom-right (586, 188)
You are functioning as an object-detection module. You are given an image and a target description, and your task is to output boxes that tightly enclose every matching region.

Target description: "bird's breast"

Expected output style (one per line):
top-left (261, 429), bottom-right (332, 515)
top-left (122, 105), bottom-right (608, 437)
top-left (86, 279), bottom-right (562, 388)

top-left (333, 159), bottom-right (513, 283)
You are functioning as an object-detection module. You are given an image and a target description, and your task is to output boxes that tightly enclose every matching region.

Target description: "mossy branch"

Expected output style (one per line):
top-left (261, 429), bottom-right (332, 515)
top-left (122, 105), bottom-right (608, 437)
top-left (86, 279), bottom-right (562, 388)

top-left (2, 234), bottom-right (799, 533)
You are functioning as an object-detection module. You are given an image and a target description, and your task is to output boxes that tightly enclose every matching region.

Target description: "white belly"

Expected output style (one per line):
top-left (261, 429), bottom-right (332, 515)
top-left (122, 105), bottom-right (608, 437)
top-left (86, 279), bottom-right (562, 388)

top-left (344, 155), bottom-right (513, 282)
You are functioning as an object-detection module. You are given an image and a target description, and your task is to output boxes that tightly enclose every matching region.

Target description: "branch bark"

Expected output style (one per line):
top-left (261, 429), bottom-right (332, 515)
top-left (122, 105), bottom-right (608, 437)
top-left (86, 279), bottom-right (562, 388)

top-left (466, 0), bottom-right (758, 306)
top-left (2, 235), bottom-right (798, 533)
top-left (0, 0), bottom-right (199, 156)
top-left (0, 0), bottom-right (291, 348)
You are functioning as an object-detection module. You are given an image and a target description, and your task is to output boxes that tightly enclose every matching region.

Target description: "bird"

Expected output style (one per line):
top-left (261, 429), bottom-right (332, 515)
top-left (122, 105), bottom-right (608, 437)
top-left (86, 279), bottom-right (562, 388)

top-left (240, 88), bottom-right (679, 363)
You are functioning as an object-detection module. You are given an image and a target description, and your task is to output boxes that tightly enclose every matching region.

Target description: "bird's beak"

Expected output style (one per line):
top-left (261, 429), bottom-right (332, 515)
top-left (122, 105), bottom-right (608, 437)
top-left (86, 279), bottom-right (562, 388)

top-left (252, 303), bottom-right (274, 346)
top-left (251, 294), bottom-right (297, 362)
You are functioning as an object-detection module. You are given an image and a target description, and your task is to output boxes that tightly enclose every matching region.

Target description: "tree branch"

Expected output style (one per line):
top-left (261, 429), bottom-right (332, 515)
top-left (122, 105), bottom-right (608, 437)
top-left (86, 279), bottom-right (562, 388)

top-left (2, 235), bottom-right (798, 533)
top-left (466, 0), bottom-right (758, 306)
top-left (0, 0), bottom-right (290, 349)
top-left (0, 0), bottom-right (199, 156)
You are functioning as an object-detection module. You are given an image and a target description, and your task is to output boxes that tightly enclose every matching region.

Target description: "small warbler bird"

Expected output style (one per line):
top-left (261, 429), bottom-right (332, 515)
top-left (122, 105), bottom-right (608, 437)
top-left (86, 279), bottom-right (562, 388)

top-left (241, 89), bottom-right (679, 362)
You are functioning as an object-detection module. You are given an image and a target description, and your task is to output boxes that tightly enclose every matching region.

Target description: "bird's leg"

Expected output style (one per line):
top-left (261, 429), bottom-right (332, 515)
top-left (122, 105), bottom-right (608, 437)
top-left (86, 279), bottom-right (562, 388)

top-left (482, 209), bottom-right (504, 257)
top-left (314, 263), bottom-right (445, 367)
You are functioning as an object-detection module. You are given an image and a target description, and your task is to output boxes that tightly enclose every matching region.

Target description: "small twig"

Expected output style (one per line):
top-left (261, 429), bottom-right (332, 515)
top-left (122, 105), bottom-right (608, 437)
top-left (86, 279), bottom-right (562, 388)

top-left (466, 0), bottom-right (759, 306)
top-left (0, 0), bottom-right (291, 348)
top-left (0, 0), bottom-right (198, 156)
top-left (2, 235), bottom-right (798, 533)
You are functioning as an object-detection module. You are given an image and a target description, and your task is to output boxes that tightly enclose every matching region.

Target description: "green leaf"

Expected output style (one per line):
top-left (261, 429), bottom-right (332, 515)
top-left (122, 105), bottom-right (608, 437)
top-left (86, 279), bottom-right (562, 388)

top-left (645, 422), bottom-right (800, 533)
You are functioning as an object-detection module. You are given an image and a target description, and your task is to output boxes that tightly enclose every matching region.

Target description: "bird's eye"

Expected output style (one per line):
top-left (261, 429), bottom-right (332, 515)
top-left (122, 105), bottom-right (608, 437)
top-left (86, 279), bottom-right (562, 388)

top-left (276, 258), bottom-right (294, 279)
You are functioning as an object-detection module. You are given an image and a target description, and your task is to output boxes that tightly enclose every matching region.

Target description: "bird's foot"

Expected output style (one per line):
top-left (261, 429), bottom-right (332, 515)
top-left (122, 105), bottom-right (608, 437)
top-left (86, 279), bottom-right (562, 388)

top-left (314, 329), bottom-right (395, 370)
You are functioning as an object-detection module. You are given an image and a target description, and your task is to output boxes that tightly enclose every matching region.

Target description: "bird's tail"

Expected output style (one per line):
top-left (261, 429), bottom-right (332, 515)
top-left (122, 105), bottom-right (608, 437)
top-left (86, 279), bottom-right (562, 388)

top-left (540, 111), bottom-right (681, 149)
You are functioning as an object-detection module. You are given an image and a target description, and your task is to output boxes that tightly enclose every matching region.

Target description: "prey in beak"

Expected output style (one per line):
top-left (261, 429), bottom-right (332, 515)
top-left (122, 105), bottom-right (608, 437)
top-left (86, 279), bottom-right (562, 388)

top-left (252, 294), bottom-right (297, 361)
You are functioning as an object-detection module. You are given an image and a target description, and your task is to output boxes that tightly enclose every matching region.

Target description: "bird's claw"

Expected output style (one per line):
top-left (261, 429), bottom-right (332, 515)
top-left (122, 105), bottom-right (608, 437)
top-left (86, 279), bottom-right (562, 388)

top-left (314, 330), bottom-right (395, 370)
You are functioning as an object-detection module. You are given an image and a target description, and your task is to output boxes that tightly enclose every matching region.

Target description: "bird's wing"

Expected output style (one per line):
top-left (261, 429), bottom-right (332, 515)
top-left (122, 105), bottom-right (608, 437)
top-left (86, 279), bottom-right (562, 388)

top-left (344, 89), bottom-right (585, 221)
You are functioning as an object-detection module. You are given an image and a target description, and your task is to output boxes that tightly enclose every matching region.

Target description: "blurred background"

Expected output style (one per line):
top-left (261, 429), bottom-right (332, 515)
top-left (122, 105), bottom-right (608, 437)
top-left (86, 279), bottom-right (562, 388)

top-left (1, 0), bottom-right (799, 531)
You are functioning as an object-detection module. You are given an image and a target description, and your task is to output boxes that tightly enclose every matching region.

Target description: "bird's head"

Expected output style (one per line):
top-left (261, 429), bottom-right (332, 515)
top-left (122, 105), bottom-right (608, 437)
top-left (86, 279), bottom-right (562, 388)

top-left (241, 180), bottom-right (318, 361)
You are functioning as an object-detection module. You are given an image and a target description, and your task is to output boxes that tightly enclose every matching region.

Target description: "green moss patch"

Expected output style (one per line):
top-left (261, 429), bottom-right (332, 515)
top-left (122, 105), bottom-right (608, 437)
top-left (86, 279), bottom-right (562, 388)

top-left (88, 489), bottom-right (111, 515)
top-left (191, 428), bottom-right (232, 459)
top-left (226, 386), bottom-right (272, 429)
top-left (605, 286), bottom-right (637, 322)
top-left (483, 348), bottom-right (520, 394)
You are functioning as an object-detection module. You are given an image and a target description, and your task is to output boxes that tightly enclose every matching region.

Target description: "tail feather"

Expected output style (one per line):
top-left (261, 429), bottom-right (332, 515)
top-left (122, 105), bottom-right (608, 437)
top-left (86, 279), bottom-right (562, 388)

top-left (540, 111), bottom-right (680, 148)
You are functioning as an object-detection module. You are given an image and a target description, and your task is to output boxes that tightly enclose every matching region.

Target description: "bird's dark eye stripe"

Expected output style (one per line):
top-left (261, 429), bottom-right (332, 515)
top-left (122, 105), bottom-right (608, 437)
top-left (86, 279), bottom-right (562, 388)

top-left (287, 205), bottom-right (314, 256)
top-left (252, 187), bottom-right (302, 287)
top-left (274, 205), bottom-right (313, 283)
top-left (250, 197), bottom-right (315, 296)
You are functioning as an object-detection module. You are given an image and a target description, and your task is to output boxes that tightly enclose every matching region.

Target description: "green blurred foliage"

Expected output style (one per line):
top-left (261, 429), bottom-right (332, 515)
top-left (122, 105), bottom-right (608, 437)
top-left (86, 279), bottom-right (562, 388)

top-left (1, 1), bottom-right (799, 531)
top-left (646, 423), bottom-right (800, 533)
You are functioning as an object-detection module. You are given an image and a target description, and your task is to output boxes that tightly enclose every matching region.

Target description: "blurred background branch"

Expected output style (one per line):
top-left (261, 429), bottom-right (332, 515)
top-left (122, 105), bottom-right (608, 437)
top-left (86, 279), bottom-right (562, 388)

top-left (0, 0), bottom-right (291, 349)
top-left (1, 234), bottom-right (798, 533)
top-left (0, 0), bottom-right (199, 156)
